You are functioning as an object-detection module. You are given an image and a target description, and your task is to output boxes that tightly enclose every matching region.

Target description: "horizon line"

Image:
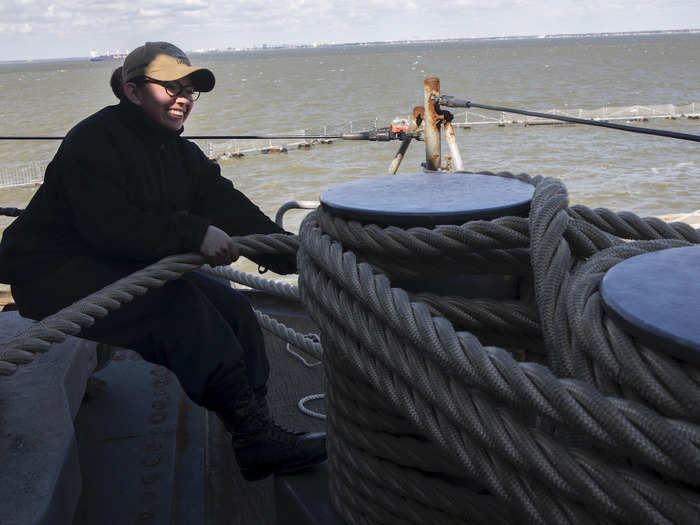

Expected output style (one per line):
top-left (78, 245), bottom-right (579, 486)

top-left (1, 27), bottom-right (698, 63)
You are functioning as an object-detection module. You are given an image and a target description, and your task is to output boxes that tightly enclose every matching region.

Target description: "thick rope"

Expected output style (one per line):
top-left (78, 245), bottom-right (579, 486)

top-left (0, 254), bottom-right (203, 375)
top-left (298, 212), bottom-right (700, 477)
top-left (298, 177), bottom-right (700, 525)
top-left (529, 177), bottom-right (590, 380)
top-left (412, 294), bottom-right (541, 339)
top-left (230, 232), bottom-right (299, 255)
top-left (254, 309), bottom-right (322, 361)
top-left (568, 204), bottom-right (700, 243)
top-left (202, 264), bottom-right (300, 301)
top-left (302, 267), bottom-right (699, 523)
top-left (0, 233), bottom-right (314, 375)
top-left (316, 205), bottom-right (531, 255)
top-left (330, 433), bottom-right (511, 525)
top-left (199, 264), bottom-right (321, 360)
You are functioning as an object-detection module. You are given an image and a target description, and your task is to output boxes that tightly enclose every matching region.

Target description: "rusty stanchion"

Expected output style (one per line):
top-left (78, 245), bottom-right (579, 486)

top-left (424, 77), bottom-right (442, 171)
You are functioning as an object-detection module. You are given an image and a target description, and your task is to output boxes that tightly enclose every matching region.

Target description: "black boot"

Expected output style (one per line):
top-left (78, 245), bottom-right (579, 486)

top-left (218, 388), bottom-right (327, 481)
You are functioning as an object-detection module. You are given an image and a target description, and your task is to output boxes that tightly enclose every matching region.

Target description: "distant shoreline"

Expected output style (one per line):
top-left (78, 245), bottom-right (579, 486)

top-left (224, 28), bottom-right (700, 53)
top-left (1, 28), bottom-right (698, 63)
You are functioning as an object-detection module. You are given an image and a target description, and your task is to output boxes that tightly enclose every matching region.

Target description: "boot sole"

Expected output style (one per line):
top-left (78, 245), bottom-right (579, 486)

top-left (239, 451), bottom-right (328, 482)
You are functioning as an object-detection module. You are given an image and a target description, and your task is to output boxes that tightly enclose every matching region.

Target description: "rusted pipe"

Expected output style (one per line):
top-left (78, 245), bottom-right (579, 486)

top-left (443, 112), bottom-right (464, 172)
top-left (388, 136), bottom-right (411, 175)
top-left (388, 106), bottom-right (423, 175)
top-left (423, 77), bottom-right (442, 171)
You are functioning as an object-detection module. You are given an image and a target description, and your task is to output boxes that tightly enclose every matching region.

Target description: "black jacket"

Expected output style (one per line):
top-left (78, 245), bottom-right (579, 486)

top-left (0, 101), bottom-right (294, 285)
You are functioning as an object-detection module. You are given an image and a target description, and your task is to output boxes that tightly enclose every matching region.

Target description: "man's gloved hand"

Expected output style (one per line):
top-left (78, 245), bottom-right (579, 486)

top-left (199, 225), bottom-right (240, 267)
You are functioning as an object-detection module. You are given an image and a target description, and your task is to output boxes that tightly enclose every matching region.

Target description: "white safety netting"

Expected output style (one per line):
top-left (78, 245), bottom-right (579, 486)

top-left (0, 163), bottom-right (46, 189)
top-left (450, 102), bottom-right (700, 125)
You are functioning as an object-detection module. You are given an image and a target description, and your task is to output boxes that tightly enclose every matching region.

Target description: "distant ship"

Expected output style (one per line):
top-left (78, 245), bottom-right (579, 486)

top-left (88, 51), bottom-right (127, 62)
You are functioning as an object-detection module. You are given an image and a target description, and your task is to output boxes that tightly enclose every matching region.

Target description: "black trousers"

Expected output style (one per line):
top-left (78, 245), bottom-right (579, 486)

top-left (12, 256), bottom-right (269, 409)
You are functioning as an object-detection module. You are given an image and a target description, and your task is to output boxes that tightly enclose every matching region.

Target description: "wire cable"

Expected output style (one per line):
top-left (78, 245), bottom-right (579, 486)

top-left (438, 96), bottom-right (700, 143)
top-left (0, 131), bottom-right (410, 141)
top-left (0, 134), bottom-right (340, 141)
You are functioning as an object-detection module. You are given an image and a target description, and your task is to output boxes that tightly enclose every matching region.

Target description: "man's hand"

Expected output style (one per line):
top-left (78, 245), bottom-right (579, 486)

top-left (199, 225), bottom-right (240, 267)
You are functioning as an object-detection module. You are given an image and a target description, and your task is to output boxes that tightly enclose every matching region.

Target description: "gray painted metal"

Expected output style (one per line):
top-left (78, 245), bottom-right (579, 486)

top-left (72, 350), bottom-right (206, 525)
top-left (0, 312), bottom-right (97, 525)
top-left (601, 245), bottom-right (700, 364)
top-left (275, 462), bottom-right (343, 525)
top-left (320, 172), bottom-right (534, 226)
top-left (274, 200), bottom-right (320, 228)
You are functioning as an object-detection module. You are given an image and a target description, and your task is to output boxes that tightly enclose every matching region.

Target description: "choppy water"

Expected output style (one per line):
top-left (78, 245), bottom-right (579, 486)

top-left (1, 33), bottom-right (699, 236)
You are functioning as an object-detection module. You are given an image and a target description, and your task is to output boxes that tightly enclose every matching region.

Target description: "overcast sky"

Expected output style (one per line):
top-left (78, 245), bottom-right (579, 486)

top-left (0, 0), bottom-right (698, 61)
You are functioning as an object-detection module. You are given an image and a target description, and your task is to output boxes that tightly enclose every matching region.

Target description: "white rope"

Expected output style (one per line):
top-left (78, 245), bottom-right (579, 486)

top-left (201, 264), bottom-right (300, 301)
top-left (254, 309), bottom-right (323, 360)
top-left (0, 253), bottom-right (204, 375)
top-left (286, 342), bottom-right (322, 368)
top-left (298, 393), bottom-right (327, 420)
top-left (285, 332), bottom-right (322, 367)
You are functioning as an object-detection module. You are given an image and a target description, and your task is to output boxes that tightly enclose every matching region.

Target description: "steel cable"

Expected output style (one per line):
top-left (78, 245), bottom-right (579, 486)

top-left (438, 96), bottom-right (700, 143)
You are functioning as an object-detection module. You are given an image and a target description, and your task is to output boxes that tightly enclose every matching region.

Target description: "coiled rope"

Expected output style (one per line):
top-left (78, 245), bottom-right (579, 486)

top-left (298, 171), bottom-right (700, 524)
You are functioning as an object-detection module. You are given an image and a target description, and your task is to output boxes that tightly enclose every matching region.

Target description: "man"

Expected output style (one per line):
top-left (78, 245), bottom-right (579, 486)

top-left (0, 42), bottom-right (326, 481)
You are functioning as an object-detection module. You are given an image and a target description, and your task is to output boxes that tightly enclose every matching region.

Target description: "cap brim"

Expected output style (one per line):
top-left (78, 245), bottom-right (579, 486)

top-left (148, 64), bottom-right (215, 92)
top-left (190, 68), bottom-right (215, 92)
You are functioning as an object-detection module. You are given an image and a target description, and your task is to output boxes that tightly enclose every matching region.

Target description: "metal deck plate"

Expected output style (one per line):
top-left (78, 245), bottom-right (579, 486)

top-left (72, 297), bottom-right (328, 525)
top-left (275, 462), bottom-right (343, 525)
top-left (600, 245), bottom-right (700, 364)
top-left (72, 350), bottom-right (206, 525)
top-left (320, 172), bottom-right (534, 226)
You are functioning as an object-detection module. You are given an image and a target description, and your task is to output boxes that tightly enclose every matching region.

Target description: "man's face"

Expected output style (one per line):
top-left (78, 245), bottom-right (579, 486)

top-left (130, 76), bottom-right (195, 132)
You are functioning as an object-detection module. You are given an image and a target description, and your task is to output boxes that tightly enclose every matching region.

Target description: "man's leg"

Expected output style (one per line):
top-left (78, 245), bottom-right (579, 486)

top-left (177, 272), bottom-right (327, 480)
top-left (180, 271), bottom-right (269, 393)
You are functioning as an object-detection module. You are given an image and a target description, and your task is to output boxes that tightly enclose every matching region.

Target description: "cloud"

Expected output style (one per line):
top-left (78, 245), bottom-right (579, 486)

top-left (138, 8), bottom-right (164, 17)
top-left (0, 22), bottom-right (33, 33)
top-left (0, 0), bottom-right (697, 60)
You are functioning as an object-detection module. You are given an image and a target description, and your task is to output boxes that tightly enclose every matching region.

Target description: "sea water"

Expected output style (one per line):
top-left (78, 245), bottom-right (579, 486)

top-left (1, 33), bottom-right (698, 237)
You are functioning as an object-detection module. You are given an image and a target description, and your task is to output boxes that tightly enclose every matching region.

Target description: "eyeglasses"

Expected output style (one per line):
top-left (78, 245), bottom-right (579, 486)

top-left (141, 77), bottom-right (201, 101)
